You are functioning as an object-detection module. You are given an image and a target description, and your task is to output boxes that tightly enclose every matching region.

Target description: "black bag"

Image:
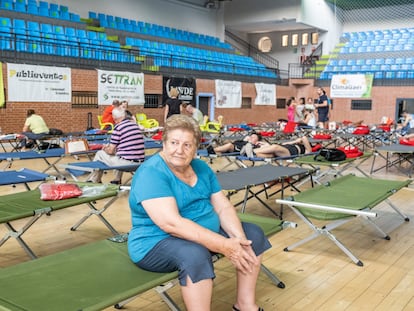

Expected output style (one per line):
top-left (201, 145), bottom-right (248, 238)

top-left (314, 148), bottom-right (346, 162)
top-left (49, 128), bottom-right (63, 135)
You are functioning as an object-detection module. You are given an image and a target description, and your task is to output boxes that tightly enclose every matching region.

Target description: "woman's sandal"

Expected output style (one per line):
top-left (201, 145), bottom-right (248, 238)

top-left (232, 305), bottom-right (264, 311)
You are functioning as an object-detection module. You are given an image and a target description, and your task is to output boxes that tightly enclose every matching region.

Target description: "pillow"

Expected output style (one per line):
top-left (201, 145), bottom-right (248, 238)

top-left (337, 146), bottom-right (364, 158)
top-left (399, 138), bottom-right (414, 146)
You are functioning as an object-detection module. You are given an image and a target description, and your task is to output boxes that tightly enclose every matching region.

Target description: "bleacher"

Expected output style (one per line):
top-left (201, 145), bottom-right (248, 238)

top-left (0, 0), bottom-right (277, 81)
top-left (318, 27), bottom-right (414, 80)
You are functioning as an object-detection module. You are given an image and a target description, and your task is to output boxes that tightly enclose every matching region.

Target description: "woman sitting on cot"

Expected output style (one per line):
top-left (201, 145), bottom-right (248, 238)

top-left (253, 137), bottom-right (313, 158)
top-left (128, 114), bottom-right (270, 311)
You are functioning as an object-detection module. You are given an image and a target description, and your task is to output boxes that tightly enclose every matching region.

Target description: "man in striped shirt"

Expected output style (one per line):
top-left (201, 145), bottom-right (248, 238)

top-left (87, 107), bottom-right (145, 184)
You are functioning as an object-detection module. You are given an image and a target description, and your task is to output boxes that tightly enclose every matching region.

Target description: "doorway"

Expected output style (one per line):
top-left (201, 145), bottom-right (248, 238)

top-left (396, 98), bottom-right (414, 123)
top-left (196, 93), bottom-right (215, 121)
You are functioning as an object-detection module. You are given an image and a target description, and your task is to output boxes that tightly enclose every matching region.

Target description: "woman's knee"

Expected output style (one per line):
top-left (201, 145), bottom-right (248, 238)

top-left (242, 222), bottom-right (271, 255)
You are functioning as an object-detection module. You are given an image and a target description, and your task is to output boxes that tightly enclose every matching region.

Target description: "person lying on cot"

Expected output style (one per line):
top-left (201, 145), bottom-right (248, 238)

top-left (128, 114), bottom-right (270, 311)
top-left (254, 136), bottom-right (313, 158)
top-left (207, 132), bottom-right (269, 155)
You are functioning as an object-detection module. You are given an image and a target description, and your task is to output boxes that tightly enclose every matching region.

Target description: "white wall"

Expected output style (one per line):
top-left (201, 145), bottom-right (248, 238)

top-left (51, 0), bottom-right (224, 39)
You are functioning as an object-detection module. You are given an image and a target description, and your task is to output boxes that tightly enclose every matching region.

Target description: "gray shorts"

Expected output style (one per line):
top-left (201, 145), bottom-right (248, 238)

top-left (135, 222), bottom-right (272, 285)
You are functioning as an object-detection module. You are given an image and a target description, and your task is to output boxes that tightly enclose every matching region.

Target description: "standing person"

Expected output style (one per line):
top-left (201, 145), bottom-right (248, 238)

top-left (294, 97), bottom-right (306, 123)
top-left (19, 109), bottom-right (50, 150)
top-left (87, 107), bottom-right (145, 184)
top-left (315, 87), bottom-right (330, 129)
top-left (102, 99), bottom-right (121, 129)
top-left (128, 114), bottom-right (270, 311)
top-left (164, 87), bottom-right (182, 122)
top-left (182, 102), bottom-right (204, 125)
top-left (286, 97), bottom-right (296, 122)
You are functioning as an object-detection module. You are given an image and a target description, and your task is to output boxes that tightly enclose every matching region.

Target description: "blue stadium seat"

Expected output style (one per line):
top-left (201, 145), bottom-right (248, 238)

top-left (0, 0), bottom-right (13, 10)
top-left (14, 1), bottom-right (26, 13)
top-left (89, 11), bottom-right (97, 19)
top-left (13, 19), bottom-right (26, 30)
top-left (70, 13), bottom-right (81, 22)
top-left (27, 21), bottom-right (39, 31)
top-left (27, 3), bottom-right (37, 14)
top-left (27, 30), bottom-right (42, 53)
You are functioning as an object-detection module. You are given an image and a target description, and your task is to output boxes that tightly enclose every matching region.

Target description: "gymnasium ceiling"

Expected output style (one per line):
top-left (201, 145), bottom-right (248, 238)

top-left (325, 0), bottom-right (414, 10)
top-left (170, 0), bottom-right (414, 34)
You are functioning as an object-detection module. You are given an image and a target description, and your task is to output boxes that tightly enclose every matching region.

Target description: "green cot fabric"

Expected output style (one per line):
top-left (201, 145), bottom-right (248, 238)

top-left (0, 213), bottom-right (283, 311)
top-left (0, 240), bottom-right (178, 311)
top-left (0, 183), bottom-right (119, 223)
top-left (288, 175), bottom-right (410, 220)
top-left (294, 152), bottom-right (371, 166)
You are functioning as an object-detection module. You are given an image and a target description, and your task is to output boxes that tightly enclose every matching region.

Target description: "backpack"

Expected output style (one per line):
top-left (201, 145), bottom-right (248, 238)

top-left (314, 148), bottom-right (346, 162)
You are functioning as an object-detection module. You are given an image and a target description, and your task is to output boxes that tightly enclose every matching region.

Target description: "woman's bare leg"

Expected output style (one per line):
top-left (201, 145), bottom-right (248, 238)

top-left (181, 276), bottom-right (213, 311)
top-left (233, 254), bottom-right (263, 311)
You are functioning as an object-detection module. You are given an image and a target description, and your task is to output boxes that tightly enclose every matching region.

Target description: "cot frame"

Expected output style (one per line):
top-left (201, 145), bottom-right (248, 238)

top-left (370, 144), bottom-right (414, 177)
top-left (216, 164), bottom-right (313, 219)
top-left (0, 213), bottom-right (294, 311)
top-left (293, 152), bottom-right (372, 185)
top-left (0, 168), bottom-right (51, 190)
top-left (276, 175), bottom-right (411, 266)
top-left (0, 182), bottom-right (122, 259)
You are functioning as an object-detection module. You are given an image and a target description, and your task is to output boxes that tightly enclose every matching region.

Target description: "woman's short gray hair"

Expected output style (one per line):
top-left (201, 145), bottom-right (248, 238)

top-left (163, 114), bottom-right (202, 145)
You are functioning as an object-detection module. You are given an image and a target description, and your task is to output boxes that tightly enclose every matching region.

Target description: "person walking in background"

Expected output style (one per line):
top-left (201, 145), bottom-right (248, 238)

top-left (182, 102), bottom-right (204, 125)
top-left (19, 109), bottom-right (49, 150)
top-left (315, 88), bottom-right (330, 129)
top-left (286, 97), bottom-right (296, 122)
top-left (87, 107), bottom-right (145, 185)
top-left (128, 114), bottom-right (270, 311)
top-left (164, 87), bottom-right (182, 122)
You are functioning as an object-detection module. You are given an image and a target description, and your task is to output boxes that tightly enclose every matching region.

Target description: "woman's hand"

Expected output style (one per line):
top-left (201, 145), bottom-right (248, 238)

top-left (222, 237), bottom-right (259, 274)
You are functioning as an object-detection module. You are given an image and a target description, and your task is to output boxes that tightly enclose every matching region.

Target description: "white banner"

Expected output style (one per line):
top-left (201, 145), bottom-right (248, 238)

top-left (254, 83), bottom-right (276, 105)
top-left (7, 63), bottom-right (71, 102)
top-left (215, 80), bottom-right (242, 108)
top-left (330, 74), bottom-right (373, 98)
top-left (98, 70), bottom-right (144, 105)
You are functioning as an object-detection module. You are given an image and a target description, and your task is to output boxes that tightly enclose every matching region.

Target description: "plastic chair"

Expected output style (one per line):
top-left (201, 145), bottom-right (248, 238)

top-left (97, 115), bottom-right (113, 132)
top-left (135, 113), bottom-right (159, 129)
top-left (200, 115), bottom-right (223, 134)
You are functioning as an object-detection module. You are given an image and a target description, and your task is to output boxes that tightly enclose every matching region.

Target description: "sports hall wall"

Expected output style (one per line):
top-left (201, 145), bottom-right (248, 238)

top-left (0, 0), bottom-right (412, 133)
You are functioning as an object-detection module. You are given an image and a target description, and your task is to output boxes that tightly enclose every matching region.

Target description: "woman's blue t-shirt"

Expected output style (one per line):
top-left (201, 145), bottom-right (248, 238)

top-left (128, 154), bottom-right (222, 263)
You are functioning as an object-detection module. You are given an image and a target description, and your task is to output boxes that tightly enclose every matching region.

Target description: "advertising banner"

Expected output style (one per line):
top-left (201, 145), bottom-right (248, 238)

top-left (330, 74), bottom-right (373, 98)
top-left (162, 76), bottom-right (196, 105)
top-left (98, 69), bottom-right (144, 105)
top-left (7, 63), bottom-right (71, 102)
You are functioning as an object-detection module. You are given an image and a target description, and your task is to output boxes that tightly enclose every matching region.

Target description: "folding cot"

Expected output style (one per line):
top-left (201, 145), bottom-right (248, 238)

top-left (0, 168), bottom-right (51, 190)
top-left (61, 160), bottom-right (144, 185)
top-left (0, 133), bottom-right (22, 152)
top-left (0, 182), bottom-right (121, 259)
top-left (370, 143), bottom-right (414, 177)
top-left (0, 213), bottom-right (291, 311)
top-left (0, 148), bottom-right (66, 172)
top-left (216, 164), bottom-right (312, 218)
top-left (276, 175), bottom-right (411, 266)
top-left (293, 151), bottom-right (372, 184)
top-left (0, 148), bottom-right (97, 173)
top-left (197, 149), bottom-right (244, 171)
